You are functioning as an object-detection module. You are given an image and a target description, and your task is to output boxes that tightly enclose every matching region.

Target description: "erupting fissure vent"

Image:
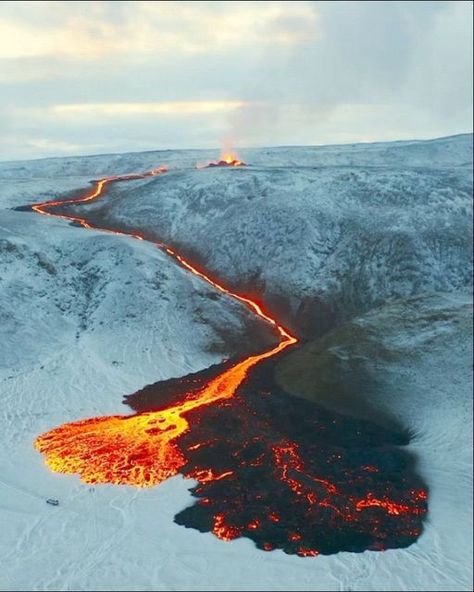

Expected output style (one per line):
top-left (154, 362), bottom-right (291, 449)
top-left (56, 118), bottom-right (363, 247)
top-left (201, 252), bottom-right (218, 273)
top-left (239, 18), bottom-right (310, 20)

top-left (198, 150), bottom-right (246, 168)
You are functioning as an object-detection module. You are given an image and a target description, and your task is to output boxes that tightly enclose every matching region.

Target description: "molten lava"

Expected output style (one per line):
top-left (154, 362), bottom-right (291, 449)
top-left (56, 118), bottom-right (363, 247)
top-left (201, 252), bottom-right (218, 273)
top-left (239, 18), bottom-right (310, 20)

top-left (29, 164), bottom-right (427, 556)
top-left (32, 166), bottom-right (296, 488)
top-left (198, 150), bottom-right (246, 168)
top-left (35, 337), bottom-right (296, 487)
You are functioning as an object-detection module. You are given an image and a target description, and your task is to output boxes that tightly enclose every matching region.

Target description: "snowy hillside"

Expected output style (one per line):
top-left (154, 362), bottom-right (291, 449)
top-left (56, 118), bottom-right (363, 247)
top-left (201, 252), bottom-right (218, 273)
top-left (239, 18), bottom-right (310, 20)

top-left (0, 134), bottom-right (472, 591)
top-left (41, 133), bottom-right (473, 337)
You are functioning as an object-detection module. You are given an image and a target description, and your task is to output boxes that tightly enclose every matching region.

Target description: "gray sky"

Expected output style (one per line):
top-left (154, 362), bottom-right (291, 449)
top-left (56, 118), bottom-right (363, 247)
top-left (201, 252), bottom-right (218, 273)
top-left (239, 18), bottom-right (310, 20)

top-left (0, 0), bottom-right (472, 160)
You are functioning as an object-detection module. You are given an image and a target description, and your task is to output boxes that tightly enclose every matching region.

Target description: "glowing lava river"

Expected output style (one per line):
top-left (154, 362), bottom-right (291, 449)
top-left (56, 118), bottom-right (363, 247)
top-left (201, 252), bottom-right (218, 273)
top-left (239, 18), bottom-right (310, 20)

top-left (29, 165), bottom-right (427, 556)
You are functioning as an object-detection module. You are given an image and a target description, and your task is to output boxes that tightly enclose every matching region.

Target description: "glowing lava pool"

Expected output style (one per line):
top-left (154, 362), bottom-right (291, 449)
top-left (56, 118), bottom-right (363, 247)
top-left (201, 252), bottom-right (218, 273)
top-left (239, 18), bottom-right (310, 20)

top-left (29, 164), bottom-right (427, 556)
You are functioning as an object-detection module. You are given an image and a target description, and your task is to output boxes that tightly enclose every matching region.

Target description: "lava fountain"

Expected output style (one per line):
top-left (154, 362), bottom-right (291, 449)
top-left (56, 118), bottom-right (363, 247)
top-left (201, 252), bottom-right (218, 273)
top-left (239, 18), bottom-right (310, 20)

top-left (197, 147), bottom-right (246, 168)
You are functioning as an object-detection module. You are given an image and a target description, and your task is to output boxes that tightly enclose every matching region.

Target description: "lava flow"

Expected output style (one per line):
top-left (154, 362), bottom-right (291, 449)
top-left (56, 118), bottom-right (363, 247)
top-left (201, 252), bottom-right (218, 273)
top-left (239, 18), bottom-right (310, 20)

top-left (32, 166), bottom-right (296, 487)
top-left (35, 339), bottom-right (296, 487)
top-left (30, 163), bottom-right (427, 556)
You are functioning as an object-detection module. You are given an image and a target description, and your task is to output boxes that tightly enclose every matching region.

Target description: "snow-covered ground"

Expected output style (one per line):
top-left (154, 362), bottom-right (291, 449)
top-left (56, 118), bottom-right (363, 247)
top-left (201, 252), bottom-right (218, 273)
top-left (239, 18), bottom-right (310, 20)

top-left (0, 135), bottom-right (472, 591)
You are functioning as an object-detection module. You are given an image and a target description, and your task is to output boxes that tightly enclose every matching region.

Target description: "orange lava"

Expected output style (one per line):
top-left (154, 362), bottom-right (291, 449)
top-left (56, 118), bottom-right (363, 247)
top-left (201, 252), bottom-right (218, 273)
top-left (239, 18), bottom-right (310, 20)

top-left (297, 548), bottom-right (319, 557)
top-left (271, 437), bottom-right (425, 525)
top-left (32, 166), bottom-right (297, 488)
top-left (221, 152), bottom-right (245, 166)
top-left (212, 513), bottom-right (242, 541)
top-left (355, 493), bottom-right (425, 516)
top-left (197, 148), bottom-right (246, 168)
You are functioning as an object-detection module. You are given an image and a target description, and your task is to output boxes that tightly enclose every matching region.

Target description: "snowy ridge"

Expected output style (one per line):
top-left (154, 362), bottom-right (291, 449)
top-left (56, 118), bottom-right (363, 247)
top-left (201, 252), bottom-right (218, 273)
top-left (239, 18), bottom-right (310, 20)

top-left (0, 133), bottom-right (471, 178)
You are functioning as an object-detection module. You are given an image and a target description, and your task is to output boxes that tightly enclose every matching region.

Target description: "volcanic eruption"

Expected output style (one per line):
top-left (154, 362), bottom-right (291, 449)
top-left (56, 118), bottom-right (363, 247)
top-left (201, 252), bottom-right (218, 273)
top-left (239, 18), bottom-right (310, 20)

top-left (198, 148), bottom-right (246, 168)
top-left (208, 152), bottom-right (246, 167)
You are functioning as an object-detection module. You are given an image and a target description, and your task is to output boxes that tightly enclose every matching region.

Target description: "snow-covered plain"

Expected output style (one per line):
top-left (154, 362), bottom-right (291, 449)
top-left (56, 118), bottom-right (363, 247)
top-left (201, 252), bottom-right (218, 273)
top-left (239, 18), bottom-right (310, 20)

top-left (0, 134), bottom-right (472, 591)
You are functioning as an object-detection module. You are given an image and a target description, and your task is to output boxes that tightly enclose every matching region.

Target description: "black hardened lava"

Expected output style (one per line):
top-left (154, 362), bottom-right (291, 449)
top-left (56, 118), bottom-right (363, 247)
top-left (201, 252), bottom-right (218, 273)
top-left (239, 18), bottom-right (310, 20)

top-left (126, 355), bottom-right (427, 557)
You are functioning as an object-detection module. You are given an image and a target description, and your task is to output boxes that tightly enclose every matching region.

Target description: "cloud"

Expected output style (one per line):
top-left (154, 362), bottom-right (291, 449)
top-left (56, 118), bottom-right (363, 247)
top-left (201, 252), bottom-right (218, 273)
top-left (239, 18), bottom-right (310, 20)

top-left (0, 1), bottom-right (471, 160)
top-left (0, 1), bottom-right (318, 60)
top-left (51, 101), bottom-right (247, 116)
top-left (223, 1), bottom-right (473, 147)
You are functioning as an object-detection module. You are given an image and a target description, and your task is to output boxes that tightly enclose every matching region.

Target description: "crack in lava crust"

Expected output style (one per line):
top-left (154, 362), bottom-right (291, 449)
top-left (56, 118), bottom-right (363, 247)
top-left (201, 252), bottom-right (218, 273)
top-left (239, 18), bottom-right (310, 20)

top-left (30, 165), bottom-right (427, 556)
